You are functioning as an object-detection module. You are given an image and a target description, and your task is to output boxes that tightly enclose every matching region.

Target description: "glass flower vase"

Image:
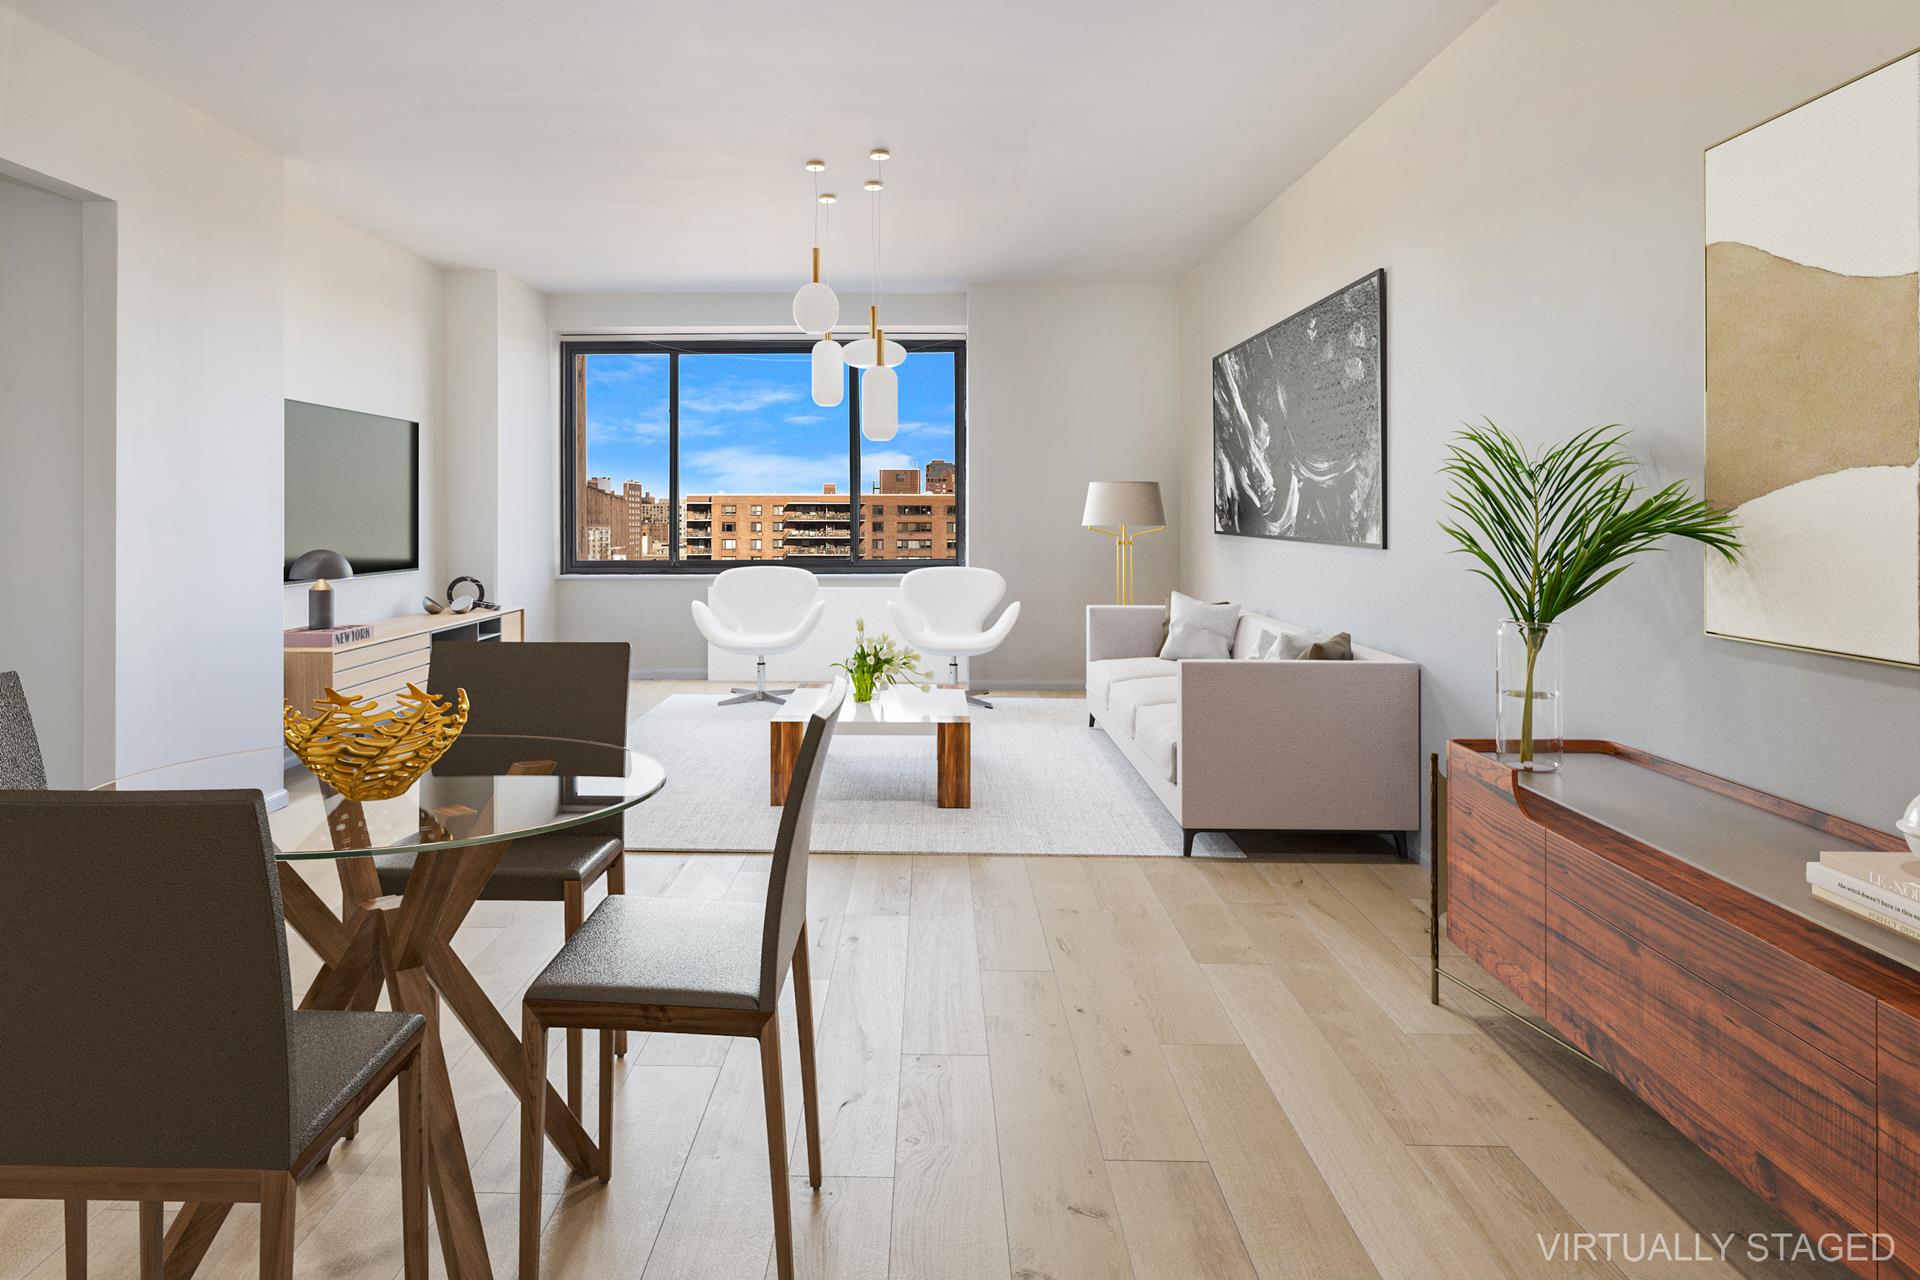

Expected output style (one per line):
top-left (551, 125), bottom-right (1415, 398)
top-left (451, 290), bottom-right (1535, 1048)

top-left (851, 670), bottom-right (876, 703)
top-left (1495, 620), bottom-right (1562, 772)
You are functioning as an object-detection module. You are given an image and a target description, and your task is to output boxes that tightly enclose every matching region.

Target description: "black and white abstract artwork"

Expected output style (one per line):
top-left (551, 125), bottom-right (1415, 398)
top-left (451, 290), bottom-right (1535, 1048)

top-left (1212, 269), bottom-right (1386, 548)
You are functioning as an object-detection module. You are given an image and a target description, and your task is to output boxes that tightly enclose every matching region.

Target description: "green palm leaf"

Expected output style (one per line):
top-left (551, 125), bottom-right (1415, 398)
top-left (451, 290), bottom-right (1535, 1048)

top-left (1440, 418), bottom-right (1743, 632)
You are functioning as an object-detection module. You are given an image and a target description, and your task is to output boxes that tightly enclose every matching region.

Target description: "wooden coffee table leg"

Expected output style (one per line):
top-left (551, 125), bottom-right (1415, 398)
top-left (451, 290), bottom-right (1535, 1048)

top-left (937, 721), bottom-right (971, 808)
top-left (770, 720), bottom-right (803, 806)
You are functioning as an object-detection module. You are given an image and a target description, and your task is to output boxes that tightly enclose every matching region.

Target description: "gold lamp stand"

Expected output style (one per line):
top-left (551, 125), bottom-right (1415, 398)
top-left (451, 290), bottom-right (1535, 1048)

top-left (1086, 523), bottom-right (1164, 604)
top-left (1082, 481), bottom-right (1167, 605)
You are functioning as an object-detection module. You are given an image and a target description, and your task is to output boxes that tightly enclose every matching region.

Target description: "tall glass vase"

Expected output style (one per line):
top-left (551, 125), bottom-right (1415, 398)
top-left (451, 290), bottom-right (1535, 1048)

top-left (1496, 620), bottom-right (1562, 772)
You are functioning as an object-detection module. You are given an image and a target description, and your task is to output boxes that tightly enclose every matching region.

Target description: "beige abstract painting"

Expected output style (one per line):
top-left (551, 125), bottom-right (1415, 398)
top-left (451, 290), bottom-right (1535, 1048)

top-left (1704, 52), bottom-right (1920, 667)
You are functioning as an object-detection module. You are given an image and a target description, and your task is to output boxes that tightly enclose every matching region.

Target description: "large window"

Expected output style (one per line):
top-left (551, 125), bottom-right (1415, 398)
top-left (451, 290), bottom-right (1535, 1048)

top-left (563, 339), bottom-right (965, 573)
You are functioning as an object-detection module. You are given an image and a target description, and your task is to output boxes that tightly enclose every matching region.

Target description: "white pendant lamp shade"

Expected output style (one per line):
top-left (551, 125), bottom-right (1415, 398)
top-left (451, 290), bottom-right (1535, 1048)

top-left (811, 338), bottom-right (845, 407)
top-left (842, 336), bottom-right (906, 369)
top-left (861, 364), bottom-right (898, 441)
top-left (792, 280), bottom-right (839, 335)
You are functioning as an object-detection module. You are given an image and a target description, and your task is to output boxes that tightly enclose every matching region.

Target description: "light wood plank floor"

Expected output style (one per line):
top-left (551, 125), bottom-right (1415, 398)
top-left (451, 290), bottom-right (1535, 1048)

top-left (2, 850), bottom-right (1845, 1280)
top-left (0, 687), bottom-right (1839, 1277)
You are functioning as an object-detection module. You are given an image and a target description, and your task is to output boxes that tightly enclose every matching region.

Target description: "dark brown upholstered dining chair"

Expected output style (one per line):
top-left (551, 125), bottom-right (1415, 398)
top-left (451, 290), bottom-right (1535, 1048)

top-left (370, 640), bottom-right (633, 1109)
top-left (0, 670), bottom-right (94, 1272)
top-left (0, 670), bottom-right (49, 789)
top-left (518, 684), bottom-right (842, 1281)
top-left (0, 790), bottom-right (427, 1279)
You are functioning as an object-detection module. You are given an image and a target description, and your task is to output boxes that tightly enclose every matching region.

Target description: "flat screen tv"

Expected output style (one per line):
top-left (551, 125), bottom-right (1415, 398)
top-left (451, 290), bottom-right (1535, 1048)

top-left (283, 400), bottom-right (420, 578)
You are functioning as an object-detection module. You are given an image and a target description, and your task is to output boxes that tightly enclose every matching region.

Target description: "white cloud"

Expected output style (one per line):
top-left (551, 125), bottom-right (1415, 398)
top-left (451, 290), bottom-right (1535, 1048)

top-left (894, 420), bottom-right (953, 441)
top-left (586, 409), bottom-right (668, 444)
top-left (680, 383), bottom-right (804, 414)
top-left (860, 451), bottom-right (916, 473)
top-left (584, 355), bottom-right (664, 386)
top-left (680, 445), bottom-right (847, 495)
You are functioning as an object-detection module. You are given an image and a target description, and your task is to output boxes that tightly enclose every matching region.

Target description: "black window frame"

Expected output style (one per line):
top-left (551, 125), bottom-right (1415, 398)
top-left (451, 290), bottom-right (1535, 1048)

top-left (561, 337), bottom-right (967, 575)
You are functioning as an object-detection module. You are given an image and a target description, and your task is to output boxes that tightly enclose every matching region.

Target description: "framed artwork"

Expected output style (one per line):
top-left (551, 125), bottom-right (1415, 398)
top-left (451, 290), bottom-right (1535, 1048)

top-left (1704, 52), bottom-right (1920, 668)
top-left (1211, 269), bottom-right (1386, 549)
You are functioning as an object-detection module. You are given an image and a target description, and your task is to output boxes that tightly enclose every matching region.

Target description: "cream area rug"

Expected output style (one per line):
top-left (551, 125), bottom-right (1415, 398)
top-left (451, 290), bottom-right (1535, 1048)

top-left (623, 694), bottom-right (1233, 857)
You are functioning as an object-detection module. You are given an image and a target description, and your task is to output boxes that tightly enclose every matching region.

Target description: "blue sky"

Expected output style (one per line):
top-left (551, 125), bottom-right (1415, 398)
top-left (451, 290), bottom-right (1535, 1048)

top-left (583, 350), bottom-right (957, 496)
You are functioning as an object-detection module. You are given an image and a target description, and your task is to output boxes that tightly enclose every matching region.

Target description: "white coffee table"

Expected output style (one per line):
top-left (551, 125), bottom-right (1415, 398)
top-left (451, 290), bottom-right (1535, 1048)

top-left (770, 685), bottom-right (971, 808)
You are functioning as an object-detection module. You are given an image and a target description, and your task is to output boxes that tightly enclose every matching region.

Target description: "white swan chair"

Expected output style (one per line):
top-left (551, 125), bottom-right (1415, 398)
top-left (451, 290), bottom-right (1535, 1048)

top-left (887, 566), bottom-right (1021, 709)
top-left (691, 566), bottom-right (827, 706)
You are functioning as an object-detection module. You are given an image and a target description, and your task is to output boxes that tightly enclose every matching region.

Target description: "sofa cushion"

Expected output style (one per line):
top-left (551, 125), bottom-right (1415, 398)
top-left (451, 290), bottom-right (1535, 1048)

top-left (1107, 675), bottom-right (1179, 736)
top-left (1159, 592), bottom-right (1238, 660)
top-left (1087, 656), bottom-right (1176, 710)
top-left (1266, 629), bottom-right (1354, 661)
top-left (1230, 614), bottom-right (1275, 660)
top-left (1133, 702), bottom-right (1179, 784)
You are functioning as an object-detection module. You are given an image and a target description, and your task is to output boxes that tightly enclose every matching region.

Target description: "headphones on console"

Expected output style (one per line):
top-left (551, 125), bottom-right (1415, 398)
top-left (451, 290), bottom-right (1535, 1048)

top-left (423, 575), bottom-right (498, 615)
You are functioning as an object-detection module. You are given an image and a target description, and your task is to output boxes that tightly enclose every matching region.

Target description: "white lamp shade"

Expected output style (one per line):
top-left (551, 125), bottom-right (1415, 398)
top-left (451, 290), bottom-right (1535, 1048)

top-left (1082, 480), bottom-right (1165, 528)
top-left (810, 338), bottom-right (845, 407)
top-left (843, 336), bottom-right (906, 369)
top-left (861, 364), bottom-right (898, 441)
top-left (792, 281), bottom-right (839, 334)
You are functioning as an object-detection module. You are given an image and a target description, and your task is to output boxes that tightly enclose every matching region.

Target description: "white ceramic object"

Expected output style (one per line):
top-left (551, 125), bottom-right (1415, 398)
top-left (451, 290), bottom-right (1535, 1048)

top-left (842, 336), bottom-right (906, 369)
top-left (1900, 792), bottom-right (1920, 854)
top-left (861, 364), bottom-right (898, 440)
top-left (810, 338), bottom-right (845, 407)
top-left (792, 280), bottom-right (839, 334)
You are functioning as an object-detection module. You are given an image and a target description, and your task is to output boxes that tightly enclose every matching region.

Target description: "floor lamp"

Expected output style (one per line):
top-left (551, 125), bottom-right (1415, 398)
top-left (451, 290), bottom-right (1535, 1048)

top-left (1082, 481), bottom-right (1165, 605)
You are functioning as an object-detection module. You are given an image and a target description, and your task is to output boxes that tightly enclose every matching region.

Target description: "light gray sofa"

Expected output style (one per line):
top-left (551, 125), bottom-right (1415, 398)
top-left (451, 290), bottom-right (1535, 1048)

top-left (1086, 604), bottom-right (1420, 855)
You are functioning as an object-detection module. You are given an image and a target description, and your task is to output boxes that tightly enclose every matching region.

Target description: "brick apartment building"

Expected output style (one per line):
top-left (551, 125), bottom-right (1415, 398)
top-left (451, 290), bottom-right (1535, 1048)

top-left (685, 461), bottom-right (959, 562)
top-left (575, 461), bottom-right (957, 563)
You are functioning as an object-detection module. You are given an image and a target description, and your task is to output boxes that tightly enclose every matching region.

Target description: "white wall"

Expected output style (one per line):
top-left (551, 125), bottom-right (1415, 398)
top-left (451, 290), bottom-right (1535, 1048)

top-left (967, 283), bottom-right (1179, 686)
top-left (444, 270), bottom-right (502, 595)
top-left (0, 173), bottom-right (83, 784)
top-left (1178, 0), bottom-right (1920, 851)
top-left (495, 272), bottom-right (557, 637)
top-left (281, 198), bottom-right (445, 629)
top-left (0, 12), bottom-right (283, 780)
top-left (445, 268), bottom-right (557, 638)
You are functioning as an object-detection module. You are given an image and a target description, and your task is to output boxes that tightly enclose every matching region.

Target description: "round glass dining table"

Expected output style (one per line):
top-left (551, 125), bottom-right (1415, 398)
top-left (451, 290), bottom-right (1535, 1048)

top-left (99, 732), bottom-right (667, 858)
top-left (97, 734), bottom-right (667, 1280)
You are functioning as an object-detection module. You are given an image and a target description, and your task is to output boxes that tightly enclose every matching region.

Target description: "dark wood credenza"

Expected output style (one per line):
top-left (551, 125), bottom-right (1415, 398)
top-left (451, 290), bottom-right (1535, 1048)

top-left (1444, 740), bottom-right (1916, 1278)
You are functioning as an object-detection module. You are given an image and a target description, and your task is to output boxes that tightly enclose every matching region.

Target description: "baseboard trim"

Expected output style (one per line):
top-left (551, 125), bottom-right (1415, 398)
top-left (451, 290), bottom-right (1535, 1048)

top-left (631, 667), bottom-right (707, 680)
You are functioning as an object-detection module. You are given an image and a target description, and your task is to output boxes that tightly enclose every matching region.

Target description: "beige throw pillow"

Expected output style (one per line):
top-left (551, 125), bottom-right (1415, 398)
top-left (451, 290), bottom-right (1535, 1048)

top-left (1266, 629), bottom-right (1353, 661)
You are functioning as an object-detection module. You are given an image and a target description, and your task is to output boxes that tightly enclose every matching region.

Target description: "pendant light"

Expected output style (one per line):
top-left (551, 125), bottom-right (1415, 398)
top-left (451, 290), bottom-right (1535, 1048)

top-left (859, 148), bottom-right (900, 441)
top-left (848, 148), bottom-right (907, 373)
top-left (791, 160), bottom-right (839, 335)
top-left (863, 364), bottom-right (898, 442)
top-left (804, 179), bottom-right (845, 407)
top-left (811, 335), bottom-right (845, 408)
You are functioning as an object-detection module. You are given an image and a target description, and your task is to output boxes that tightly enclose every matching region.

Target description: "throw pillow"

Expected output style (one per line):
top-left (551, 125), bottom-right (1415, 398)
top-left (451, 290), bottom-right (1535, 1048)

top-left (1155, 591), bottom-right (1231, 653)
top-left (1266, 629), bottom-right (1354, 661)
top-left (1161, 620), bottom-right (1233, 661)
top-left (1158, 591), bottom-right (1238, 661)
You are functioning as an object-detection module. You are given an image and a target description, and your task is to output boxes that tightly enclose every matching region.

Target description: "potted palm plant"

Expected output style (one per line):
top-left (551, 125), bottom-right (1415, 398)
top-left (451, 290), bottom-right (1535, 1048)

top-left (1440, 421), bottom-right (1742, 772)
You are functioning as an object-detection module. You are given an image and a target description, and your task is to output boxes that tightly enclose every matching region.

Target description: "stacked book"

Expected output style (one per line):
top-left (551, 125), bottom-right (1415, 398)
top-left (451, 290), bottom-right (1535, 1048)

top-left (1808, 850), bottom-right (1920, 943)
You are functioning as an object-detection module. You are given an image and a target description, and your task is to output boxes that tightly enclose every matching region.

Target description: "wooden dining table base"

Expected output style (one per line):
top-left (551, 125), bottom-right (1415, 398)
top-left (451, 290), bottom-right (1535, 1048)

top-left (160, 794), bottom-right (608, 1280)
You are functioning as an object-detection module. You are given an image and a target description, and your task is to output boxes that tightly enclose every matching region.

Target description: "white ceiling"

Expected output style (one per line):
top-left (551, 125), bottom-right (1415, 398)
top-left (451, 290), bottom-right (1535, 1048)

top-left (19, 0), bottom-right (1490, 293)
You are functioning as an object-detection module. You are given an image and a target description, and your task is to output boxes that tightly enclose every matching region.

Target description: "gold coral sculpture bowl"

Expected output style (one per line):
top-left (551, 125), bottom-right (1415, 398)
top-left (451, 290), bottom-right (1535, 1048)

top-left (284, 684), bottom-right (470, 801)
